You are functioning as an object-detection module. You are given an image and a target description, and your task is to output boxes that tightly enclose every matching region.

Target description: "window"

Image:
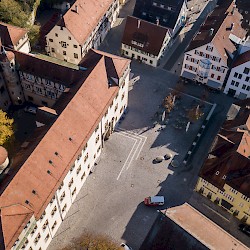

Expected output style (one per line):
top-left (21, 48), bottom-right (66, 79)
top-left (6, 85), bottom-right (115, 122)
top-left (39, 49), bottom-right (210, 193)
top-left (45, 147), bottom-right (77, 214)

top-left (34, 233), bottom-right (41, 244)
top-left (246, 76), bottom-right (250, 82)
top-left (150, 60), bottom-right (153, 64)
top-left (247, 86), bottom-right (250, 91)
top-left (51, 206), bottom-right (57, 216)
top-left (42, 220), bottom-right (48, 230)
top-left (40, 211), bottom-right (46, 221)
top-left (238, 74), bottom-right (242, 79)
top-left (234, 72), bottom-right (238, 78)
top-left (235, 82), bottom-right (239, 87)
top-left (31, 225), bottom-right (37, 236)
top-left (62, 204), bottom-right (67, 212)
top-left (76, 166), bottom-right (81, 175)
top-left (72, 187), bottom-right (76, 195)
top-left (45, 234), bottom-right (50, 242)
top-left (61, 41), bottom-right (67, 48)
top-left (63, 51), bottom-right (66, 55)
top-left (51, 48), bottom-right (55, 52)
top-left (84, 153), bottom-right (88, 163)
top-left (95, 135), bottom-right (100, 144)
top-left (50, 196), bottom-right (55, 204)
top-left (121, 93), bottom-right (125, 100)
top-left (242, 84), bottom-right (247, 90)
top-left (83, 143), bottom-right (87, 152)
top-left (87, 164), bottom-right (90, 169)
top-left (94, 154), bottom-right (96, 159)
top-left (68, 178), bottom-right (74, 188)
top-left (68, 36), bottom-right (71, 40)
top-left (58, 181), bottom-right (64, 190)
top-left (206, 45), bottom-right (213, 52)
top-left (77, 152), bottom-right (82, 161)
top-left (211, 73), bottom-right (214, 78)
top-left (60, 191), bottom-right (65, 202)
top-left (97, 146), bottom-right (101, 153)
top-left (51, 221), bottom-right (57, 230)
top-left (231, 80), bottom-right (235, 86)
top-left (115, 104), bottom-right (118, 112)
top-left (241, 194), bottom-right (250, 201)
top-left (81, 172), bottom-right (86, 180)
top-left (95, 125), bottom-right (99, 133)
top-left (74, 53), bottom-right (78, 59)
top-left (73, 44), bottom-right (77, 48)
top-left (244, 67), bottom-right (250, 74)
top-left (217, 75), bottom-right (221, 81)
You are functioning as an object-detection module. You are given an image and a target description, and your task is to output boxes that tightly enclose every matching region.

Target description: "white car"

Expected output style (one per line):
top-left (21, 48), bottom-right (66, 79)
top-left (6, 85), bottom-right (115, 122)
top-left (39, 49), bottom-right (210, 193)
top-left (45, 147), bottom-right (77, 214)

top-left (24, 106), bottom-right (37, 114)
top-left (120, 243), bottom-right (133, 250)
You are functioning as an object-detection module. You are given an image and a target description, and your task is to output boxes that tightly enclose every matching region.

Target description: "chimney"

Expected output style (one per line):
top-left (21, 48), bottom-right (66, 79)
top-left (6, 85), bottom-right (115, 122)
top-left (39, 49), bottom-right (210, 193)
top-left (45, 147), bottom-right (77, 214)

top-left (137, 19), bottom-right (141, 29)
top-left (209, 28), bottom-right (214, 36)
top-left (156, 18), bottom-right (159, 26)
top-left (75, 5), bottom-right (78, 13)
top-left (231, 6), bottom-right (235, 15)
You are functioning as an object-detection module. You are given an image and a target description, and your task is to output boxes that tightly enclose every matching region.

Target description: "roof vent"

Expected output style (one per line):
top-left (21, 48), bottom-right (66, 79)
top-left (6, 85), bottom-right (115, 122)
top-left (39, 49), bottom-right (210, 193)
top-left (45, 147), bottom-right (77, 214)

top-left (55, 152), bottom-right (58, 156)
top-left (47, 170), bottom-right (51, 175)
top-left (215, 171), bottom-right (220, 175)
top-left (25, 200), bottom-right (29, 204)
top-left (32, 190), bottom-right (36, 195)
top-left (69, 137), bottom-right (73, 141)
top-left (74, 5), bottom-right (78, 13)
top-left (49, 160), bottom-right (53, 164)
top-left (209, 28), bottom-right (214, 36)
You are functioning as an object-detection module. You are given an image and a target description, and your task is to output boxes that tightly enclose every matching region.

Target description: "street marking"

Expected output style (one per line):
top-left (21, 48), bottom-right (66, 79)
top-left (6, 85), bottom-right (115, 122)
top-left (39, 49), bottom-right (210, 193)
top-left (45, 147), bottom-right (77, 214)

top-left (115, 128), bottom-right (148, 179)
top-left (116, 134), bottom-right (137, 180)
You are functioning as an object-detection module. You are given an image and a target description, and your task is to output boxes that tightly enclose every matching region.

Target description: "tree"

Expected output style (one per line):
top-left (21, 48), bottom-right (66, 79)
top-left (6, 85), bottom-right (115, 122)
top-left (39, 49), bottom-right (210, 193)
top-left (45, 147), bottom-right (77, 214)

top-left (62, 232), bottom-right (120, 250)
top-left (187, 105), bottom-right (204, 123)
top-left (0, 110), bottom-right (14, 146)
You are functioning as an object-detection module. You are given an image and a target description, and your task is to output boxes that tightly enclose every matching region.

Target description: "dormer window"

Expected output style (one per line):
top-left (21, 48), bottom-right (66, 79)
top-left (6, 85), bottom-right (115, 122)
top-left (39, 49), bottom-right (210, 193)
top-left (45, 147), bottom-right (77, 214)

top-left (215, 171), bottom-right (220, 175)
top-left (131, 40), bottom-right (144, 48)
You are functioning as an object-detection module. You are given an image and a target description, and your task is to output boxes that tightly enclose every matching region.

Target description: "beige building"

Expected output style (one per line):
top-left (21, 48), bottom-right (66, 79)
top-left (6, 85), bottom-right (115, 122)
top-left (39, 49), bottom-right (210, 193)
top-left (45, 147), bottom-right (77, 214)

top-left (195, 99), bottom-right (250, 224)
top-left (121, 16), bottom-right (171, 67)
top-left (45, 0), bottom-right (120, 64)
top-left (0, 49), bottom-right (131, 250)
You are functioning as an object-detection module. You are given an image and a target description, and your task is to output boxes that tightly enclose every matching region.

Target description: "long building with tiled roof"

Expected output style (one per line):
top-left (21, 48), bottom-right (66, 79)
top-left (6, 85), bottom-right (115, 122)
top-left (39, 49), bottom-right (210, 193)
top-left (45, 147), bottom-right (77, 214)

top-left (0, 48), bottom-right (131, 250)
top-left (195, 99), bottom-right (250, 224)
top-left (181, 0), bottom-right (247, 90)
top-left (45, 0), bottom-right (120, 64)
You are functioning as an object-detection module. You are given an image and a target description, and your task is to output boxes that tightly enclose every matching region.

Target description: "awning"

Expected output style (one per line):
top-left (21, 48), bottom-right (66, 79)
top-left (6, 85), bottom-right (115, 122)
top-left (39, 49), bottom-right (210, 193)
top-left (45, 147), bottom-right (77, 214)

top-left (207, 79), bottom-right (222, 90)
top-left (221, 199), bottom-right (233, 210)
top-left (181, 71), bottom-right (196, 80)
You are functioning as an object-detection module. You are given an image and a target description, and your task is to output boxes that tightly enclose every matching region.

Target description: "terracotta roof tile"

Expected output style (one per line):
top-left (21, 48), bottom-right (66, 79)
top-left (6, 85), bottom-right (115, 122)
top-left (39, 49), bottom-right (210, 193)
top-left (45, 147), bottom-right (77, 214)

top-left (122, 16), bottom-right (169, 56)
top-left (0, 50), bottom-right (130, 249)
top-left (56, 0), bottom-right (114, 45)
top-left (0, 22), bottom-right (27, 47)
top-left (187, 0), bottom-right (246, 66)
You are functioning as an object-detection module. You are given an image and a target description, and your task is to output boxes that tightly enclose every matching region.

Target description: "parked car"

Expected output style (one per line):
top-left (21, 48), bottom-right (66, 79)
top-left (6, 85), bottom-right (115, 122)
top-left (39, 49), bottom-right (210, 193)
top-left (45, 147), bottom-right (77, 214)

top-left (153, 156), bottom-right (165, 164)
top-left (24, 105), bottom-right (37, 114)
top-left (144, 196), bottom-right (165, 206)
top-left (120, 243), bottom-right (133, 250)
top-left (239, 224), bottom-right (250, 236)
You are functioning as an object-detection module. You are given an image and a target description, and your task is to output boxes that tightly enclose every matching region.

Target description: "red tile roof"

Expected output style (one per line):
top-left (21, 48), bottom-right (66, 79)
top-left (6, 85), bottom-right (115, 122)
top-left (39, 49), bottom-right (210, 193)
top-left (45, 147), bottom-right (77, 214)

top-left (0, 50), bottom-right (130, 249)
top-left (56, 0), bottom-right (114, 45)
top-left (122, 16), bottom-right (169, 56)
top-left (199, 102), bottom-right (250, 195)
top-left (0, 22), bottom-right (27, 48)
top-left (187, 0), bottom-right (246, 66)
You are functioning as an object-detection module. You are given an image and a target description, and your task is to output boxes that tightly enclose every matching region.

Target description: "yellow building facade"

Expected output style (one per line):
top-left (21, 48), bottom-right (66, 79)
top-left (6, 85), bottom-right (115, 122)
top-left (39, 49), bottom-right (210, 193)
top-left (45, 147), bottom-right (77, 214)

top-left (196, 177), bottom-right (250, 225)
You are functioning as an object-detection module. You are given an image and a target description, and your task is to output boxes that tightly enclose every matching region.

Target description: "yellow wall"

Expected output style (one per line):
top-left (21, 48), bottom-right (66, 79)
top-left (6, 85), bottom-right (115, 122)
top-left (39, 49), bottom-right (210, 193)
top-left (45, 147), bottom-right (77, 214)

top-left (195, 177), bottom-right (250, 225)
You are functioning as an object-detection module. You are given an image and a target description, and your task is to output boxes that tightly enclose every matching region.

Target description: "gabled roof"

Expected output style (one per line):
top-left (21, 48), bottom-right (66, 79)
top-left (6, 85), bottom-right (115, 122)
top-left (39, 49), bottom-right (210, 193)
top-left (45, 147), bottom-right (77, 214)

top-left (55, 0), bottom-right (114, 45)
top-left (0, 22), bottom-right (27, 48)
top-left (187, 0), bottom-right (246, 66)
top-left (133, 0), bottom-right (186, 30)
top-left (232, 50), bottom-right (250, 67)
top-left (0, 50), bottom-right (130, 249)
top-left (122, 16), bottom-right (169, 56)
top-left (199, 107), bottom-right (250, 195)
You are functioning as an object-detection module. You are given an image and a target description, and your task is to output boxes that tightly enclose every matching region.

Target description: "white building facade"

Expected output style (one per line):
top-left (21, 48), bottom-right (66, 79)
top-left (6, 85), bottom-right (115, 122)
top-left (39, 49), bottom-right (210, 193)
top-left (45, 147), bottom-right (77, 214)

top-left (4, 54), bottom-right (131, 250)
top-left (45, 0), bottom-right (120, 64)
top-left (224, 54), bottom-right (250, 99)
top-left (181, 43), bottom-right (228, 89)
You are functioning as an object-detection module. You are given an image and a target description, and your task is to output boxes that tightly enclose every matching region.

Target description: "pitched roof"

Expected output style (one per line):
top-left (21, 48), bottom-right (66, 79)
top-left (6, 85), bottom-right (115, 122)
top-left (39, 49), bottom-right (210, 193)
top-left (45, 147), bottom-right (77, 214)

top-left (164, 203), bottom-right (249, 250)
top-left (187, 0), bottom-right (246, 66)
top-left (232, 50), bottom-right (250, 67)
top-left (0, 50), bottom-right (130, 249)
top-left (133, 0), bottom-right (186, 30)
top-left (0, 22), bottom-right (27, 48)
top-left (13, 50), bottom-right (84, 86)
top-left (121, 16), bottom-right (169, 56)
top-left (55, 0), bottom-right (114, 45)
top-left (199, 126), bottom-right (250, 195)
